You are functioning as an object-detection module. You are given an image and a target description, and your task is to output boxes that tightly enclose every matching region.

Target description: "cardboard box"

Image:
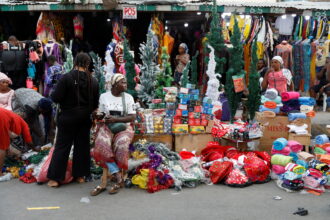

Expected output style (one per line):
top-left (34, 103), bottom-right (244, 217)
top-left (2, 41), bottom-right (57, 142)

top-left (288, 133), bottom-right (311, 146)
top-left (175, 134), bottom-right (213, 155)
top-left (256, 112), bottom-right (311, 152)
top-left (133, 134), bottom-right (173, 150)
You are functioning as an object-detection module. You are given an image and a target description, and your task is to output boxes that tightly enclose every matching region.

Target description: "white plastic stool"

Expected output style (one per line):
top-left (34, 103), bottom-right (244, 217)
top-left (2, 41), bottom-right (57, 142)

top-left (323, 93), bottom-right (328, 112)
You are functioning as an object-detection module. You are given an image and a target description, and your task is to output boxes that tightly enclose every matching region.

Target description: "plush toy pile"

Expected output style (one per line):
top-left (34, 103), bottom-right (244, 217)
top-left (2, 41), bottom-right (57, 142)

top-left (270, 137), bottom-right (330, 194)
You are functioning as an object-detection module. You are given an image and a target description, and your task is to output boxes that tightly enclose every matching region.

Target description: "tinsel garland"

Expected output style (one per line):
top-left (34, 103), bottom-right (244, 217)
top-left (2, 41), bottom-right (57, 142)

top-left (28, 150), bottom-right (50, 164)
top-left (89, 52), bottom-right (106, 94)
top-left (205, 45), bottom-right (221, 106)
top-left (247, 41), bottom-right (261, 121)
top-left (225, 16), bottom-right (245, 122)
top-left (123, 38), bottom-right (137, 98)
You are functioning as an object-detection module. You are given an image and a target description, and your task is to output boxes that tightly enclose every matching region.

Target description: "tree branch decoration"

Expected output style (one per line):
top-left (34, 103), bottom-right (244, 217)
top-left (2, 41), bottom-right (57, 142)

top-left (180, 61), bottom-right (190, 88)
top-left (155, 47), bottom-right (174, 99)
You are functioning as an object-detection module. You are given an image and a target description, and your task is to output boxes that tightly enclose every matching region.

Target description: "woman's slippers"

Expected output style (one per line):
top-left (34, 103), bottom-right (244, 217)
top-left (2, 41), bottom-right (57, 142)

top-left (76, 177), bottom-right (85, 184)
top-left (47, 180), bottom-right (59, 188)
top-left (90, 185), bottom-right (106, 196)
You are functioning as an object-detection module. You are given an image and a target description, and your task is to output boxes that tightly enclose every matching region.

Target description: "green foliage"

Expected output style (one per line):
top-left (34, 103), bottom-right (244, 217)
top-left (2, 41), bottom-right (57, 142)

top-left (206, 0), bottom-right (226, 81)
top-left (225, 16), bottom-right (245, 123)
top-left (138, 31), bottom-right (160, 104)
top-left (190, 51), bottom-right (199, 85)
top-left (123, 39), bottom-right (137, 98)
top-left (248, 41), bottom-right (261, 121)
top-left (155, 47), bottom-right (174, 99)
top-left (89, 52), bottom-right (106, 94)
top-left (180, 61), bottom-right (190, 88)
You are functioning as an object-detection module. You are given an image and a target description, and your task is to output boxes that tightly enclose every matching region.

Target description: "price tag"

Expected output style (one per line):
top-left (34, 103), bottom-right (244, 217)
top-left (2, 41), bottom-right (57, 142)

top-left (123, 6), bottom-right (137, 19)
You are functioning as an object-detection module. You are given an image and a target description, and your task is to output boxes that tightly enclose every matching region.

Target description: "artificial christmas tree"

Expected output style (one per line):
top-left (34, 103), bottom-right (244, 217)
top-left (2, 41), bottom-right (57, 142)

top-left (123, 38), bottom-right (137, 98)
top-left (89, 52), bottom-right (106, 94)
top-left (190, 51), bottom-right (199, 85)
top-left (247, 41), bottom-right (261, 121)
top-left (205, 45), bottom-right (221, 106)
top-left (138, 31), bottom-right (160, 104)
top-left (155, 47), bottom-right (174, 99)
top-left (180, 61), bottom-right (190, 88)
top-left (225, 16), bottom-right (245, 122)
top-left (205, 0), bottom-right (226, 88)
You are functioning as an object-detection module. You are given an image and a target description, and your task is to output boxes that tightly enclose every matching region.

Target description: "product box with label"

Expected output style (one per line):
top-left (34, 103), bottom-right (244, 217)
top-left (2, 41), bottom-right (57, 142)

top-left (175, 133), bottom-right (213, 155)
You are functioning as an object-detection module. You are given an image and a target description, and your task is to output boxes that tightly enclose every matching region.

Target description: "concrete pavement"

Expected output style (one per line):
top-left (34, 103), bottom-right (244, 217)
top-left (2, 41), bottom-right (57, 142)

top-left (1, 179), bottom-right (329, 220)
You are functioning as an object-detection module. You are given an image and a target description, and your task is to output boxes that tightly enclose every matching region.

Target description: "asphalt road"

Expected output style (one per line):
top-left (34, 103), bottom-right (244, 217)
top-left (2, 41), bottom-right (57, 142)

top-left (1, 179), bottom-right (329, 220)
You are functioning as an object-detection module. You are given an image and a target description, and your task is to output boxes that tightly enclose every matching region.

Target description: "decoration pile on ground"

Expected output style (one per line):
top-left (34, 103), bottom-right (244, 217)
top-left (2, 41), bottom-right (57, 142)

top-left (201, 141), bottom-right (271, 187)
top-left (126, 140), bottom-right (209, 192)
top-left (270, 137), bottom-right (330, 195)
top-left (1, 144), bottom-right (103, 183)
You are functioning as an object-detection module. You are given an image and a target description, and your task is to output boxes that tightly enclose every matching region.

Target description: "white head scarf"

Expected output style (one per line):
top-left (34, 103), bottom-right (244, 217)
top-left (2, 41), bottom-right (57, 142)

top-left (272, 56), bottom-right (284, 65)
top-left (111, 73), bottom-right (125, 86)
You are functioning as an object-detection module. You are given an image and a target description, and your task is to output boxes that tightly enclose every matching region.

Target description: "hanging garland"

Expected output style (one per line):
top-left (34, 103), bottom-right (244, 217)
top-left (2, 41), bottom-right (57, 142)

top-left (248, 41), bottom-right (261, 121)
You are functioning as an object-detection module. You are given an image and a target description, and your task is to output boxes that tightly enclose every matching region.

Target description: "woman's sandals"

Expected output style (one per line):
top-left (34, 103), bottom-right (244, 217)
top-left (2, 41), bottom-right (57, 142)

top-left (90, 185), bottom-right (106, 196)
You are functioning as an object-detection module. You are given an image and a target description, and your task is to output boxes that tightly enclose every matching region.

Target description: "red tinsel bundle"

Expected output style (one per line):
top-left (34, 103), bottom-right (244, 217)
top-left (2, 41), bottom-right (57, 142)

top-left (19, 171), bottom-right (37, 184)
top-left (147, 169), bottom-right (174, 193)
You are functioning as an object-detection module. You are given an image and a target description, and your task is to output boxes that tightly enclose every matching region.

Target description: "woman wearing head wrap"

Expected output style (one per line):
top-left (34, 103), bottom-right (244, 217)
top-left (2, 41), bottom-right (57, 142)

top-left (261, 56), bottom-right (293, 94)
top-left (174, 43), bottom-right (190, 85)
top-left (11, 88), bottom-right (53, 147)
top-left (47, 53), bottom-right (100, 187)
top-left (90, 73), bottom-right (136, 196)
top-left (0, 72), bottom-right (14, 110)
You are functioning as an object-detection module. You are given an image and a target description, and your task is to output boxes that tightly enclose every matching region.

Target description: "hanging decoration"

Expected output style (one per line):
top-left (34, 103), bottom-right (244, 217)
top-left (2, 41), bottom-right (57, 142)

top-left (123, 38), bottom-right (137, 98)
top-left (247, 41), bottom-right (261, 121)
top-left (205, 45), bottom-right (221, 106)
top-left (73, 14), bottom-right (84, 40)
top-left (155, 47), bottom-right (174, 99)
top-left (36, 12), bottom-right (55, 44)
top-left (138, 31), bottom-right (160, 104)
top-left (225, 16), bottom-right (245, 123)
top-left (63, 40), bottom-right (73, 73)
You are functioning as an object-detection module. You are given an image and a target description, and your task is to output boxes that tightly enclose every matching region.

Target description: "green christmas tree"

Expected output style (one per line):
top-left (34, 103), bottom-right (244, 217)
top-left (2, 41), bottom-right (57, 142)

top-left (248, 41), bottom-right (261, 121)
top-left (89, 52), bottom-right (106, 94)
top-left (225, 16), bottom-right (245, 123)
top-left (190, 51), bottom-right (199, 85)
top-left (138, 31), bottom-right (160, 104)
top-left (155, 47), bottom-right (174, 99)
top-left (123, 38), bottom-right (137, 98)
top-left (205, 0), bottom-right (226, 87)
top-left (180, 61), bottom-right (190, 88)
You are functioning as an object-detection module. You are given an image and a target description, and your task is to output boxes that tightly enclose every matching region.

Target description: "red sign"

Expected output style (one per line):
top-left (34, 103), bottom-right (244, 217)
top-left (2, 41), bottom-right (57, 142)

top-left (123, 6), bottom-right (137, 19)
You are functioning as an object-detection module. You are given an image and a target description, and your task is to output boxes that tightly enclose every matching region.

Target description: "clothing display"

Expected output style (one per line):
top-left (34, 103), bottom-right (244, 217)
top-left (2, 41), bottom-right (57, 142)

top-left (276, 16), bottom-right (295, 36)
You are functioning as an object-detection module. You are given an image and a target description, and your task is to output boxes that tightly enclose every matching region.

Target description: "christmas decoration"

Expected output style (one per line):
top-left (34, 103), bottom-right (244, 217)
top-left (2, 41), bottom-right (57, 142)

top-left (89, 52), bottom-right (106, 94)
top-left (190, 51), bottom-right (199, 85)
top-left (123, 38), bottom-right (137, 98)
top-left (155, 47), bottom-right (174, 99)
top-left (205, 0), bottom-right (226, 89)
top-left (225, 16), bottom-right (245, 122)
top-left (205, 45), bottom-right (221, 106)
top-left (138, 31), bottom-right (160, 104)
top-left (248, 41), bottom-right (261, 121)
top-left (180, 61), bottom-right (190, 88)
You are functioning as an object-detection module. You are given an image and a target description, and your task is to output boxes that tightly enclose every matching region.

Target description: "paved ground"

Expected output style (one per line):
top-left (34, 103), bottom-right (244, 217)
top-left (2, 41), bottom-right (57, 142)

top-left (1, 179), bottom-right (329, 220)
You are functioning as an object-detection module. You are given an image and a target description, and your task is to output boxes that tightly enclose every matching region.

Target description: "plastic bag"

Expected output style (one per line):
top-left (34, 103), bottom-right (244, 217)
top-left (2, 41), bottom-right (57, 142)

top-left (209, 161), bottom-right (233, 184)
top-left (244, 155), bottom-right (270, 183)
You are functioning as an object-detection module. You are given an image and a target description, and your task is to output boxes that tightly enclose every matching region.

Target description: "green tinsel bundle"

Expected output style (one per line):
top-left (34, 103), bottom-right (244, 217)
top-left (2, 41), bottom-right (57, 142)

top-left (28, 150), bottom-right (50, 164)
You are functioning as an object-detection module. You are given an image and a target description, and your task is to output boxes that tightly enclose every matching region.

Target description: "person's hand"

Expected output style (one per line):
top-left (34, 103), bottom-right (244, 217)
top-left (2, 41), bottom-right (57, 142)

top-left (319, 86), bottom-right (325, 94)
top-left (104, 116), bottom-right (118, 124)
top-left (92, 112), bottom-right (105, 120)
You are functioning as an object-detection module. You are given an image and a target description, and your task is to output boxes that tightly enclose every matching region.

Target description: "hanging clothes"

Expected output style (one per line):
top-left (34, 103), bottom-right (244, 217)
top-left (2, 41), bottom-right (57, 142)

top-left (36, 12), bottom-right (55, 44)
top-left (163, 32), bottom-right (175, 55)
top-left (274, 41), bottom-right (294, 72)
top-left (275, 16), bottom-right (295, 36)
top-left (73, 14), bottom-right (84, 40)
top-left (302, 40), bottom-right (312, 91)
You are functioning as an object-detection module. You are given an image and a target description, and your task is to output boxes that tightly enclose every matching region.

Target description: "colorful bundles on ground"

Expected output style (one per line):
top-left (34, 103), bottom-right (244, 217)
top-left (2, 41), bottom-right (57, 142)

top-left (273, 138), bottom-right (288, 151)
top-left (271, 154), bottom-right (293, 166)
top-left (281, 92), bottom-right (300, 102)
top-left (287, 140), bottom-right (303, 153)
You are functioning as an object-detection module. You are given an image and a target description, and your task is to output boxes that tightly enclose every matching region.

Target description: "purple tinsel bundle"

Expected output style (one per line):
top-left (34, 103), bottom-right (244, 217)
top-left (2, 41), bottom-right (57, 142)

top-left (149, 153), bottom-right (162, 169)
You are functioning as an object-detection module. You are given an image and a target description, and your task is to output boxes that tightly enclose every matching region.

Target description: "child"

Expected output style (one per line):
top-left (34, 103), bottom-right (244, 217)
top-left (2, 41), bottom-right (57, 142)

top-left (44, 55), bottom-right (65, 97)
top-left (0, 72), bottom-right (14, 110)
top-left (174, 43), bottom-right (190, 85)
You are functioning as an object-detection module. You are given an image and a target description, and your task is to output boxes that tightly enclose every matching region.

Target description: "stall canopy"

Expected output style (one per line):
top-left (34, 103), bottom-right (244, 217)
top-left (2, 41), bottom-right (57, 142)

top-left (0, 0), bottom-right (329, 16)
